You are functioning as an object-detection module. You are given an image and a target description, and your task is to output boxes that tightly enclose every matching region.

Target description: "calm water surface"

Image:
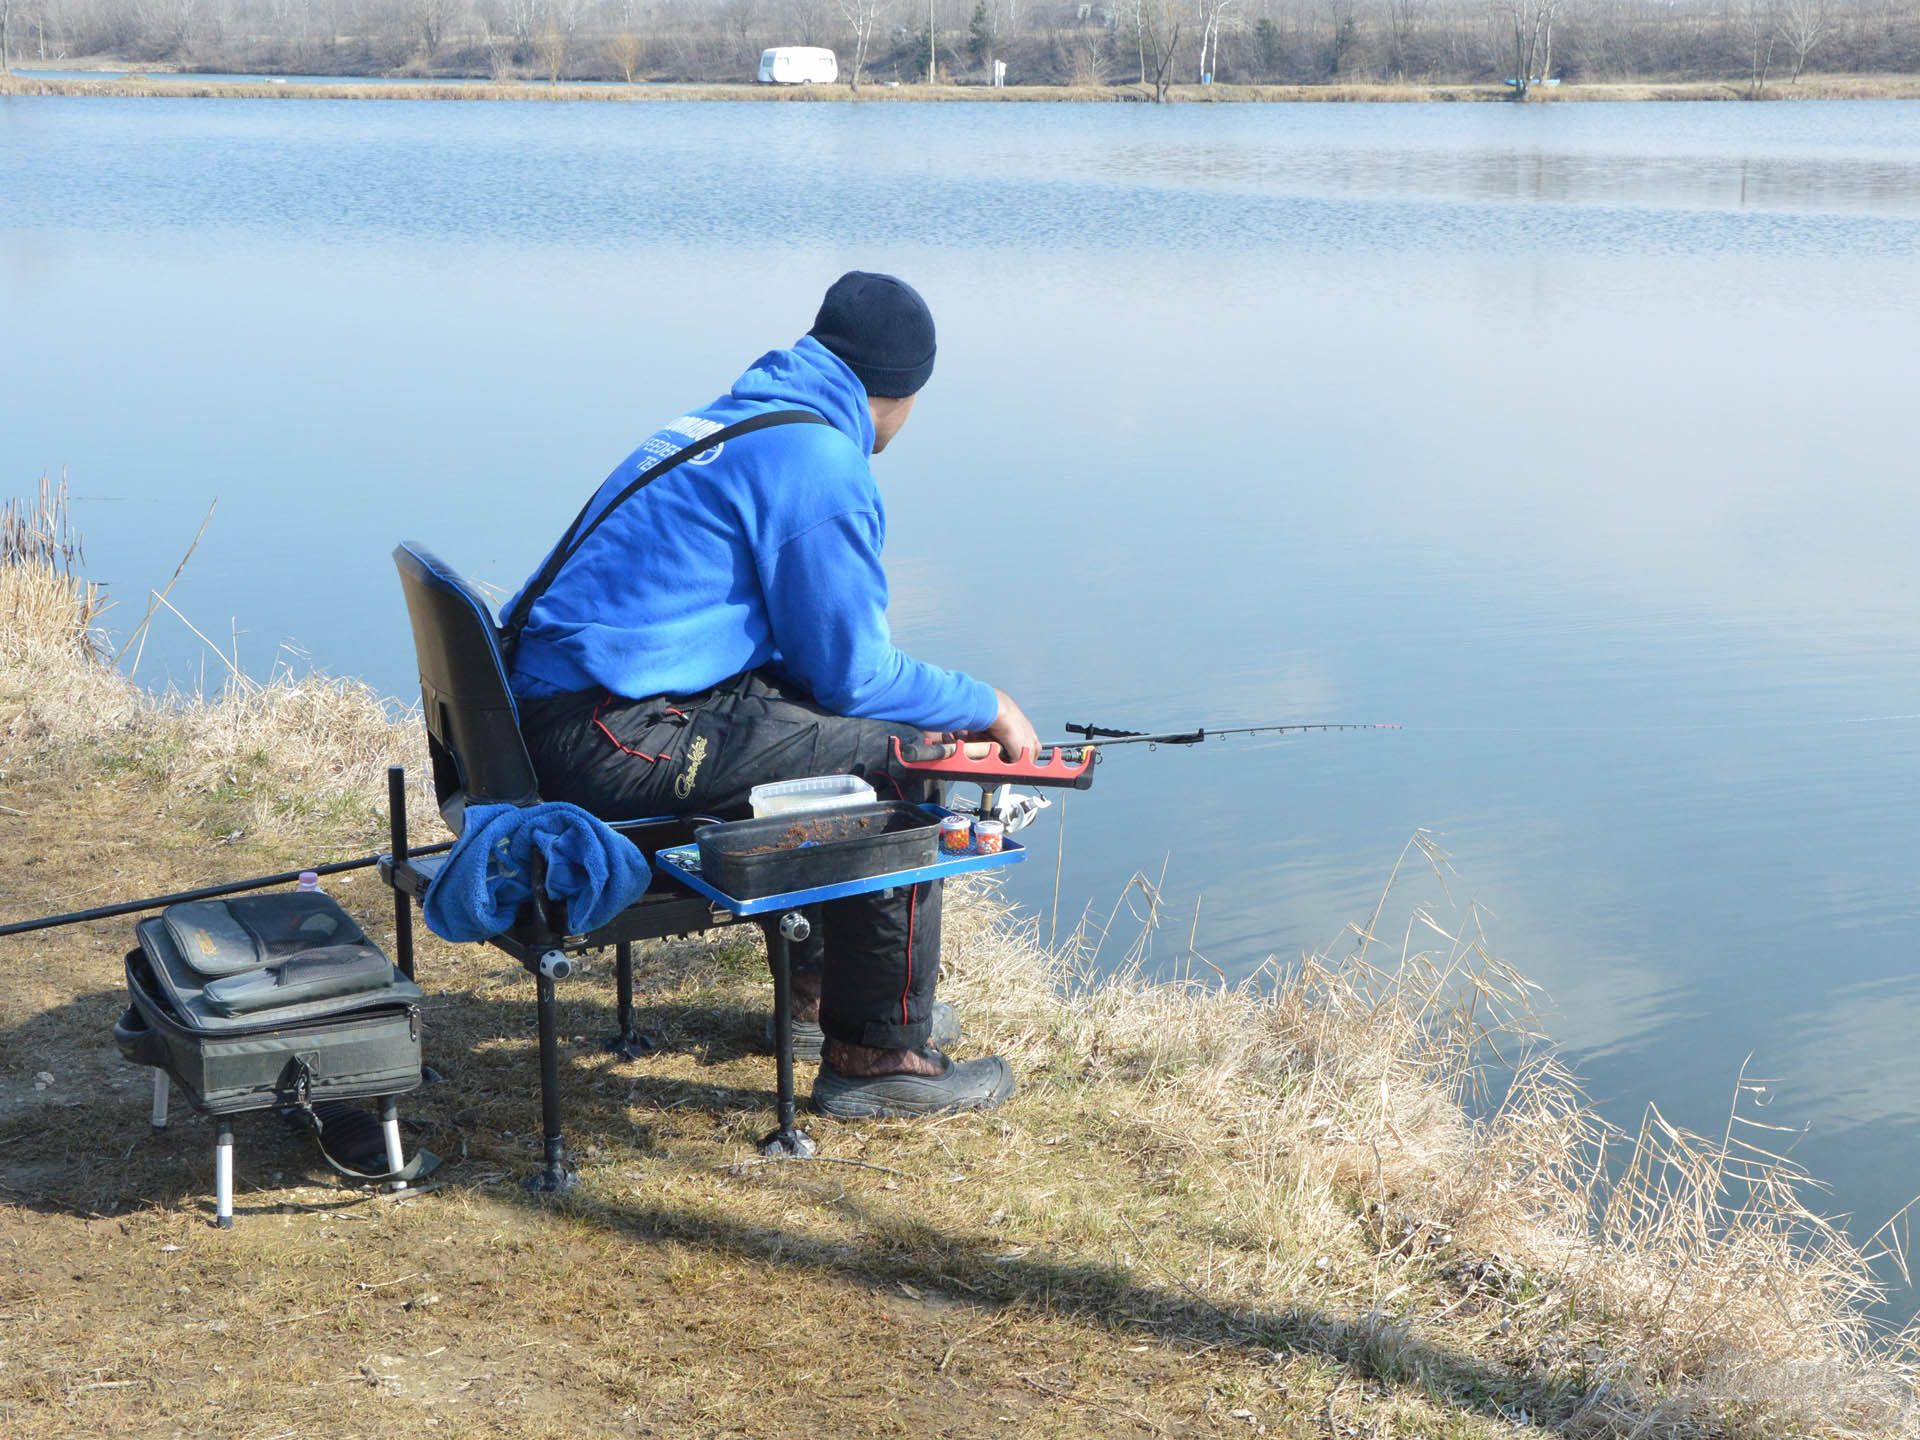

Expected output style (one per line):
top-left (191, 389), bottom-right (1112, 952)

top-left (4, 97), bottom-right (1918, 1303)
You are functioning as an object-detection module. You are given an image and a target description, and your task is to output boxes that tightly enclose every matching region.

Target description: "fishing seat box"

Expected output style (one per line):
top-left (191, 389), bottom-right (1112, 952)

top-left (114, 893), bottom-right (424, 1115)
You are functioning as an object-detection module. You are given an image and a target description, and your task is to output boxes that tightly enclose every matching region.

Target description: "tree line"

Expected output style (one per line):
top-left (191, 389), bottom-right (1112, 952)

top-left (3, 0), bottom-right (1916, 93)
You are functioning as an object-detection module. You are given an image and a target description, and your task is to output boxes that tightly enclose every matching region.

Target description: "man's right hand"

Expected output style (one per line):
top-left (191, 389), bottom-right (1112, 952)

top-left (984, 687), bottom-right (1041, 762)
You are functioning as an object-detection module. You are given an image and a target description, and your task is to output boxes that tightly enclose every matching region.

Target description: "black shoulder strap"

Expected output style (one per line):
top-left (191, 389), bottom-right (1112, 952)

top-left (499, 408), bottom-right (831, 663)
top-left (286, 1096), bottom-right (441, 1186)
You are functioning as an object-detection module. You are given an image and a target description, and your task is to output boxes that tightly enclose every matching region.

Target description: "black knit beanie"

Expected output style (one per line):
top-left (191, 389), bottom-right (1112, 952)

top-left (807, 272), bottom-right (937, 399)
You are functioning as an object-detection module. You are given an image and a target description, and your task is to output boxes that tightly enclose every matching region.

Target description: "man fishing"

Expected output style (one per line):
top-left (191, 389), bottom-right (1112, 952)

top-left (505, 271), bottom-right (1038, 1119)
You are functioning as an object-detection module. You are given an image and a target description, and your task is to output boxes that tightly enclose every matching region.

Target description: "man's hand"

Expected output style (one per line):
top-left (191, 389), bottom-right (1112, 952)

top-left (984, 687), bottom-right (1040, 762)
top-left (922, 688), bottom-right (1039, 763)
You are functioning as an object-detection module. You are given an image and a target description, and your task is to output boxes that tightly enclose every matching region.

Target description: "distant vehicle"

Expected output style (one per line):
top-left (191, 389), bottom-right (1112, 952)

top-left (757, 47), bottom-right (838, 85)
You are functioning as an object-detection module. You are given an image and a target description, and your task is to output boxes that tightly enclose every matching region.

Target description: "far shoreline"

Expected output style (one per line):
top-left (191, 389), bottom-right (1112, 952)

top-left (6, 72), bottom-right (1920, 104)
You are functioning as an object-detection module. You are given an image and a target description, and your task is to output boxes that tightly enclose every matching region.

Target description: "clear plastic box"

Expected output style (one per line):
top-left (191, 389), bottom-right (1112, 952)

top-left (748, 774), bottom-right (877, 818)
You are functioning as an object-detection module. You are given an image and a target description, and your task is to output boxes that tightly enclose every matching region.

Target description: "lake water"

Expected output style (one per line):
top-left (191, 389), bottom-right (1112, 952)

top-left (4, 96), bottom-right (1919, 1304)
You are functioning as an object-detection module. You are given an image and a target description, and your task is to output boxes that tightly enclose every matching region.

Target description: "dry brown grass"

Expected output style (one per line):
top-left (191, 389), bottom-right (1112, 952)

top-left (1, 474), bottom-right (107, 661)
top-left (947, 852), bottom-right (1920, 1436)
top-left (3, 483), bottom-right (1917, 1437)
top-left (1, 478), bottom-right (413, 842)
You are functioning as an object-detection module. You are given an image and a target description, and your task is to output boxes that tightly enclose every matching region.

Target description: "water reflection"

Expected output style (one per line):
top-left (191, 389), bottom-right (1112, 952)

top-left (1085, 142), bottom-right (1920, 214)
top-left (5, 98), bottom-right (1920, 255)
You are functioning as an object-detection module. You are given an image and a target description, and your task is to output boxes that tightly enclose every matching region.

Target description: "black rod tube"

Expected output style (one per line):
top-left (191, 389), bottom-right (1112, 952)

top-left (535, 970), bottom-right (564, 1168)
top-left (771, 919), bottom-right (796, 1138)
top-left (387, 766), bottom-right (416, 981)
top-left (0, 840), bottom-right (454, 939)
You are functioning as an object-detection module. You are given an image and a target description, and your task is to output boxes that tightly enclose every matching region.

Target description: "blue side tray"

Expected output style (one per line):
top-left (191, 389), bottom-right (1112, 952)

top-left (653, 806), bottom-right (1024, 917)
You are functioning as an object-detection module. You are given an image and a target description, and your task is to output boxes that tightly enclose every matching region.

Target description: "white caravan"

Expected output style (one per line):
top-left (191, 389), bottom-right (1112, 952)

top-left (757, 47), bottom-right (839, 84)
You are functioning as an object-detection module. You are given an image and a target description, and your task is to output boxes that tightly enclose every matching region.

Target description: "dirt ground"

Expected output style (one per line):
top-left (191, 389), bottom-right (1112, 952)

top-left (0, 763), bottom-right (1528, 1440)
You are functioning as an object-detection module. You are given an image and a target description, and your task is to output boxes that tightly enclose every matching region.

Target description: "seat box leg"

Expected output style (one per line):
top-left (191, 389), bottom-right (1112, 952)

top-left (151, 1070), bottom-right (170, 1130)
top-left (604, 941), bottom-right (657, 1061)
top-left (380, 1097), bottom-right (407, 1191)
top-left (526, 970), bottom-right (577, 1195)
top-left (214, 1120), bottom-right (235, 1229)
top-left (759, 911), bottom-right (816, 1159)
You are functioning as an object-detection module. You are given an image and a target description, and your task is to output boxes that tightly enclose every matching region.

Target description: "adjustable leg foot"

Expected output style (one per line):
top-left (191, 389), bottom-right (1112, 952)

top-left (604, 1031), bottom-right (657, 1061)
top-left (214, 1120), bottom-right (234, 1229)
top-left (604, 940), bottom-right (658, 1061)
top-left (150, 1070), bottom-right (169, 1130)
top-left (524, 1138), bottom-right (578, 1195)
top-left (757, 1125), bottom-right (817, 1159)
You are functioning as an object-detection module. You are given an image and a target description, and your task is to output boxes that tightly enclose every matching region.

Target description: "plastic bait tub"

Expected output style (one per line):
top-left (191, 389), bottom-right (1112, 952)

top-left (747, 774), bottom-right (876, 818)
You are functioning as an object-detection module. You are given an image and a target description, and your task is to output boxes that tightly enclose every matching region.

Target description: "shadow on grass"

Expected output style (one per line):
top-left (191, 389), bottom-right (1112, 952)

top-left (2, 980), bottom-right (1589, 1433)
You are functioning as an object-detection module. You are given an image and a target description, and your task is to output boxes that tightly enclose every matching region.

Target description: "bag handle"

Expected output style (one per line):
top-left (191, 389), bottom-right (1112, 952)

top-left (499, 408), bottom-right (831, 666)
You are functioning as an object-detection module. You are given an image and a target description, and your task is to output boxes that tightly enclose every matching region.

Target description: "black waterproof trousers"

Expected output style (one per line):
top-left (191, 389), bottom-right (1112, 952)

top-left (519, 670), bottom-right (942, 1052)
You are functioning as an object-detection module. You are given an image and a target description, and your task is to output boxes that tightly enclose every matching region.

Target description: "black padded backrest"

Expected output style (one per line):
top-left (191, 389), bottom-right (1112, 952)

top-left (393, 542), bottom-right (541, 830)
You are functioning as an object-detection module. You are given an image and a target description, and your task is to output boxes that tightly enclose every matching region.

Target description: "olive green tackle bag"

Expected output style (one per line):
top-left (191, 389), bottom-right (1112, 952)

top-left (114, 892), bottom-right (425, 1117)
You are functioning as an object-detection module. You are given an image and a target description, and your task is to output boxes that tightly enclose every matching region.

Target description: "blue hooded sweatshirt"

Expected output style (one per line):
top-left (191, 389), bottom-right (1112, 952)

top-left (506, 337), bottom-right (998, 735)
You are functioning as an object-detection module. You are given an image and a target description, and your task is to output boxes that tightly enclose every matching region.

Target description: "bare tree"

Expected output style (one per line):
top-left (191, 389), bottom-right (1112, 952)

top-left (722, 0), bottom-right (760, 61)
top-left (1129, 0), bottom-right (1182, 98)
top-left (492, 0), bottom-right (543, 50)
top-left (142, 0), bottom-right (204, 54)
top-left (1777, 0), bottom-right (1828, 80)
top-left (836, 0), bottom-right (889, 87)
top-left (1196, 0), bottom-right (1237, 79)
top-left (1732, 0), bottom-right (1779, 95)
top-left (1322, 0), bottom-right (1359, 76)
top-left (1067, 31), bottom-right (1109, 84)
top-left (608, 29), bottom-right (642, 79)
top-left (1486, 0), bottom-right (1562, 96)
top-left (1383, 0), bottom-right (1431, 77)
top-left (778, 0), bottom-right (830, 46)
top-left (535, 22), bottom-right (565, 76)
top-left (0, 0), bottom-right (16, 75)
top-left (410, 0), bottom-right (457, 58)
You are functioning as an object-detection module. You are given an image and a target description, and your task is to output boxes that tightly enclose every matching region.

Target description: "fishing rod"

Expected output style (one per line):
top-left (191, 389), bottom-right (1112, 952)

top-left (0, 842), bottom-right (455, 939)
top-left (1058, 720), bottom-right (1402, 752)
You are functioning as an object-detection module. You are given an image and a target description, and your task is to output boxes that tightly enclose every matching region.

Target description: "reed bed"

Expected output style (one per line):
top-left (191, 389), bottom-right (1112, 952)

top-left (4, 477), bottom-right (1918, 1436)
top-left (940, 860), bottom-right (1920, 1435)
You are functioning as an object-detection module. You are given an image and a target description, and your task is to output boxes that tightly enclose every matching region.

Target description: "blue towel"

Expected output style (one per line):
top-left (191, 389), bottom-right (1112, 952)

top-left (423, 802), bottom-right (650, 943)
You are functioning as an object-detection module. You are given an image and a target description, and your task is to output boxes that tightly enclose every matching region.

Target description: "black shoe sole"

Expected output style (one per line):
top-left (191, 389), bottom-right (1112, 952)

top-left (811, 1055), bottom-right (1016, 1120)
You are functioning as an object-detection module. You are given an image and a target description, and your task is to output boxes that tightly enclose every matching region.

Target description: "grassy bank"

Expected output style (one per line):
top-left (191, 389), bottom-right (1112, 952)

top-left (5, 73), bottom-right (1920, 103)
top-left (3, 478), bottom-right (1917, 1437)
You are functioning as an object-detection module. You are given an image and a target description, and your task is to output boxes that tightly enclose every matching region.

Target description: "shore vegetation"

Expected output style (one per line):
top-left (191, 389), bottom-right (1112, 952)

top-left (3, 0), bottom-right (1918, 102)
top-left (3, 476), bottom-right (1918, 1436)
top-left (9, 72), bottom-right (1920, 102)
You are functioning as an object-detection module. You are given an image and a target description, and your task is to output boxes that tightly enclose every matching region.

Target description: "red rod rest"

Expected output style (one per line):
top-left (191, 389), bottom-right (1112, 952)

top-left (889, 735), bottom-right (1096, 790)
